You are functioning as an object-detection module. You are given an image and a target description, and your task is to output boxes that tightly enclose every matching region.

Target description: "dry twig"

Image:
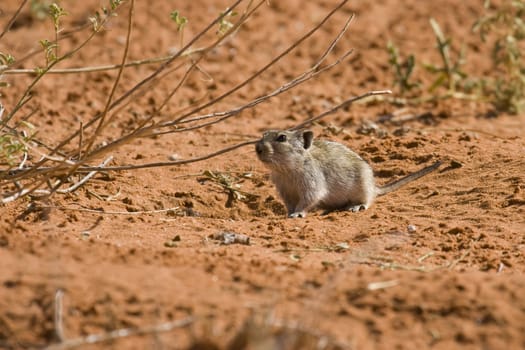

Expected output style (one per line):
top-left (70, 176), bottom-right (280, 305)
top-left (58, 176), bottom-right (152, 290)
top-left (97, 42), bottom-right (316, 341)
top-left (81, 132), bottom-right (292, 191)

top-left (46, 317), bottom-right (194, 350)
top-left (41, 205), bottom-right (181, 215)
top-left (1, 156), bottom-right (113, 204)
top-left (54, 289), bottom-right (65, 342)
top-left (1, 49), bottom-right (205, 75)
top-left (47, 283), bottom-right (193, 350)
top-left (0, 0), bottom-right (29, 41)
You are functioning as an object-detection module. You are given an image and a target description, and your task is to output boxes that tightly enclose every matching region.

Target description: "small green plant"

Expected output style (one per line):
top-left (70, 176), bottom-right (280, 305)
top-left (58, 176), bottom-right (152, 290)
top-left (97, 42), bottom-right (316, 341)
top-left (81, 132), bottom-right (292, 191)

top-left (34, 3), bottom-right (67, 70)
top-left (217, 10), bottom-right (237, 36)
top-left (49, 3), bottom-right (67, 61)
top-left (0, 133), bottom-right (27, 166)
top-left (0, 106), bottom-right (34, 167)
top-left (387, 41), bottom-right (420, 94)
top-left (425, 18), bottom-right (467, 93)
top-left (385, 19), bottom-right (468, 101)
top-left (170, 10), bottom-right (188, 47)
top-left (0, 52), bottom-right (15, 66)
top-left (48, 3), bottom-right (67, 30)
top-left (109, 0), bottom-right (124, 10)
top-left (89, 0), bottom-right (124, 31)
top-left (385, 11), bottom-right (525, 113)
top-left (170, 11), bottom-right (188, 30)
top-left (0, 52), bottom-right (15, 88)
top-left (38, 39), bottom-right (58, 67)
top-left (473, 0), bottom-right (525, 114)
top-left (199, 170), bottom-right (258, 207)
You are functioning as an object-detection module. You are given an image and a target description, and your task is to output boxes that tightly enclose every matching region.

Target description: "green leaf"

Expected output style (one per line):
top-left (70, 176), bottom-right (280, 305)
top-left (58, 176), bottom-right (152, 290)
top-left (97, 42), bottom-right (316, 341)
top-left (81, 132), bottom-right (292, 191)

top-left (170, 10), bottom-right (188, 31)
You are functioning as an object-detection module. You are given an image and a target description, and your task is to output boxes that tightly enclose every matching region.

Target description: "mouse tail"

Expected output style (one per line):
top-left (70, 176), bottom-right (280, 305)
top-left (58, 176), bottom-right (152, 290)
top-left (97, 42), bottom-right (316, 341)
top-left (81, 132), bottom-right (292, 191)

top-left (376, 161), bottom-right (442, 196)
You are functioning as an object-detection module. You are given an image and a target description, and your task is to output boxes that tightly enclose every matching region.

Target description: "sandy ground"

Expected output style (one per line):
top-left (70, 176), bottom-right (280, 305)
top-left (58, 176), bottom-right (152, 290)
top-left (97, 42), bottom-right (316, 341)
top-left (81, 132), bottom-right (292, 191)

top-left (1, 0), bottom-right (524, 349)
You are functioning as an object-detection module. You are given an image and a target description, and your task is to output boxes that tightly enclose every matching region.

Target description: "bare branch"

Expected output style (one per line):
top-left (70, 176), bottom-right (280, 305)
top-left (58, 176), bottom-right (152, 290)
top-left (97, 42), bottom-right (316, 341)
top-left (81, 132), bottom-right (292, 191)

top-left (3, 88), bottom-right (388, 179)
top-left (56, 156), bottom-right (113, 194)
top-left (290, 90), bottom-right (392, 130)
top-left (102, 0), bottom-right (246, 120)
top-left (90, 0), bottom-right (354, 163)
top-left (59, 90), bottom-right (391, 174)
top-left (47, 0), bottom-right (270, 169)
top-left (73, 140), bottom-right (257, 172)
top-left (1, 185), bottom-right (32, 204)
top-left (45, 317), bottom-right (194, 350)
top-left (1, 156), bottom-right (113, 203)
top-left (154, 48), bottom-right (354, 136)
top-left (155, 13), bottom-right (356, 133)
top-left (83, 0), bottom-right (135, 155)
top-left (1, 49), bottom-right (205, 75)
top-left (169, 0), bottom-right (350, 126)
top-left (0, 0), bottom-right (29, 41)
top-left (41, 205), bottom-right (182, 215)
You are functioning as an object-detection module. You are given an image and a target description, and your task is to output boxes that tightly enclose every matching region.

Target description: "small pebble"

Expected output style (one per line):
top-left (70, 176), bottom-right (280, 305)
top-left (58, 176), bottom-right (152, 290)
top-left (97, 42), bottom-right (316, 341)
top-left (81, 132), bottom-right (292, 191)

top-left (407, 224), bottom-right (417, 233)
top-left (169, 153), bottom-right (181, 161)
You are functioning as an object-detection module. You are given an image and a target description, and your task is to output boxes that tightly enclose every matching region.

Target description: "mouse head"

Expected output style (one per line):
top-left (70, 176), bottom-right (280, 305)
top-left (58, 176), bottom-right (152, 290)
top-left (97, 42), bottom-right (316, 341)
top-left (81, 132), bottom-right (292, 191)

top-left (255, 129), bottom-right (314, 170)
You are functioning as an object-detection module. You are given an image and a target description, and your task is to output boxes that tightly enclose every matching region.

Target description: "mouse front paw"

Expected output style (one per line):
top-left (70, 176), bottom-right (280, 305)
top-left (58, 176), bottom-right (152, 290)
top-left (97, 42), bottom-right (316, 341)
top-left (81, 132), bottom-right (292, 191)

top-left (288, 211), bottom-right (306, 218)
top-left (347, 204), bottom-right (367, 212)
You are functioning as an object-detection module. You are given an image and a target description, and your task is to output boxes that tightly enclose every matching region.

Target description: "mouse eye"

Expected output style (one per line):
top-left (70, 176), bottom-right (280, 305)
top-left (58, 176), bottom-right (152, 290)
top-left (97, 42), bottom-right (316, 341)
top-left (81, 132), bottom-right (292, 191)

top-left (276, 134), bottom-right (287, 142)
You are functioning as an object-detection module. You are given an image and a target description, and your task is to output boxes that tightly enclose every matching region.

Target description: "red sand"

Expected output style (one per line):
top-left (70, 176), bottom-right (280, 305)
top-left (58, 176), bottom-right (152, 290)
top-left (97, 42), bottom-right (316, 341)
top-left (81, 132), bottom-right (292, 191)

top-left (1, 0), bottom-right (524, 349)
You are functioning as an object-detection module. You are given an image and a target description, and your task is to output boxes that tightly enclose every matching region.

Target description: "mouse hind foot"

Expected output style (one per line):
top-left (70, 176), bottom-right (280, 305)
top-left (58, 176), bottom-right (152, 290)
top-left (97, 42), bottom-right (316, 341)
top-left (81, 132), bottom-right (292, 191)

top-left (322, 203), bottom-right (368, 214)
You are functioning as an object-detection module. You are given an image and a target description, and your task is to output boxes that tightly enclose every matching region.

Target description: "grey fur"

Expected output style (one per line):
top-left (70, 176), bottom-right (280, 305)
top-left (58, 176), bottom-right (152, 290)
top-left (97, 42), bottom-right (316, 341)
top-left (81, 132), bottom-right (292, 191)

top-left (255, 129), bottom-right (440, 218)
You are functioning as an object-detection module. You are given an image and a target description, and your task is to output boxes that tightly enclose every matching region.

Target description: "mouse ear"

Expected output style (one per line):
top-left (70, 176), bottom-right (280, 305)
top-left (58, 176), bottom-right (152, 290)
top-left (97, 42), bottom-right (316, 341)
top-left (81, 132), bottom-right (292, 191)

top-left (302, 130), bottom-right (314, 149)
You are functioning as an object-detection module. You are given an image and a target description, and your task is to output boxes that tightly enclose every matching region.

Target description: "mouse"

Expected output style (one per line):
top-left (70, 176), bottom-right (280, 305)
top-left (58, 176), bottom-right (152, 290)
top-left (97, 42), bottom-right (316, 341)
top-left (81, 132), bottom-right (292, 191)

top-left (255, 129), bottom-right (441, 218)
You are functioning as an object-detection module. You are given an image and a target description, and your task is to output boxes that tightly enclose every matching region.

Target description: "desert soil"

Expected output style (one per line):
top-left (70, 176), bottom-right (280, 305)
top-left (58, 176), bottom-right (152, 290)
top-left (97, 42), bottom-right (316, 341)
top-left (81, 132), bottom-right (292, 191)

top-left (1, 0), bottom-right (524, 349)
